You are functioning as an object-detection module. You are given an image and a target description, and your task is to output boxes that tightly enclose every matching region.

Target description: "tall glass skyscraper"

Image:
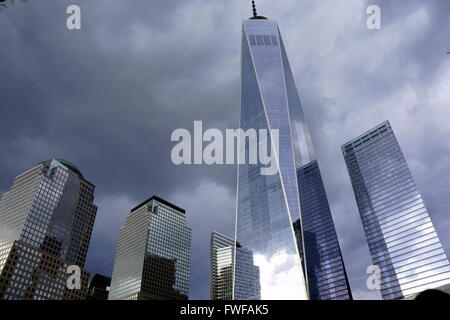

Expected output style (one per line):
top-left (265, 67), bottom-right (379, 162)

top-left (0, 159), bottom-right (97, 300)
top-left (234, 9), bottom-right (351, 300)
top-left (109, 196), bottom-right (191, 300)
top-left (342, 120), bottom-right (450, 299)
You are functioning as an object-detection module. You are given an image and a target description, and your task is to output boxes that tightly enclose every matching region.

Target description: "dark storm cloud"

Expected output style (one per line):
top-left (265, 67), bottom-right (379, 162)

top-left (0, 0), bottom-right (244, 299)
top-left (1, 0), bottom-right (450, 299)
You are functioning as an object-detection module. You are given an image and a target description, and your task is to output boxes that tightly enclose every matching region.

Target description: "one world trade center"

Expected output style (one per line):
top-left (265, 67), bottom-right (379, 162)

top-left (234, 3), bottom-right (352, 300)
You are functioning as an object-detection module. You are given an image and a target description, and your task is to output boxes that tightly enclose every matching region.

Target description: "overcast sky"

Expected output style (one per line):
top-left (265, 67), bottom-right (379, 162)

top-left (1, 0), bottom-right (450, 300)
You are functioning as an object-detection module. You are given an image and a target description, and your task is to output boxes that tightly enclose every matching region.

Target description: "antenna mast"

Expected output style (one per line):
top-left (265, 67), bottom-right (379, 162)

top-left (252, 0), bottom-right (257, 18)
top-left (249, 1), bottom-right (267, 20)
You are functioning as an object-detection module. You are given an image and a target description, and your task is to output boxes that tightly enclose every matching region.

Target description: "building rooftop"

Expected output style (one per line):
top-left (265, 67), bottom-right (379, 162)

top-left (341, 120), bottom-right (391, 150)
top-left (130, 195), bottom-right (186, 214)
top-left (41, 158), bottom-right (84, 178)
top-left (56, 159), bottom-right (83, 177)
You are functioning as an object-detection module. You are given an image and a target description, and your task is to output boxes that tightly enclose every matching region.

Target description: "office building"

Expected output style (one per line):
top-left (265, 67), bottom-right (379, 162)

top-left (234, 3), bottom-right (351, 299)
top-left (108, 196), bottom-right (191, 300)
top-left (342, 120), bottom-right (450, 299)
top-left (0, 159), bottom-right (97, 300)
top-left (210, 232), bottom-right (234, 300)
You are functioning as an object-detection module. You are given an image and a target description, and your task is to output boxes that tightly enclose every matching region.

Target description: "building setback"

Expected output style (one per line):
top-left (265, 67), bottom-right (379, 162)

top-left (342, 120), bottom-right (450, 299)
top-left (0, 159), bottom-right (97, 300)
top-left (108, 196), bottom-right (191, 300)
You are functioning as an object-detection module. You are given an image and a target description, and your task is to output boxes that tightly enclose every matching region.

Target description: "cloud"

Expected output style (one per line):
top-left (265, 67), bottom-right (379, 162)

top-left (85, 194), bottom-right (135, 276)
top-left (171, 180), bottom-right (236, 299)
top-left (254, 250), bottom-right (308, 300)
top-left (1, 0), bottom-right (449, 300)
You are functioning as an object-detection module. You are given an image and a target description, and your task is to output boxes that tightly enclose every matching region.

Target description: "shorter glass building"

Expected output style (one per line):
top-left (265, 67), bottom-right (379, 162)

top-left (342, 121), bottom-right (450, 299)
top-left (109, 196), bottom-right (191, 300)
top-left (233, 243), bottom-right (261, 300)
top-left (210, 232), bottom-right (234, 300)
top-left (0, 159), bottom-right (97, 300)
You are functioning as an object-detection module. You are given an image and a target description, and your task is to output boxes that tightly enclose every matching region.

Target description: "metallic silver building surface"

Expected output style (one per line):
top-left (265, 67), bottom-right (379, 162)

top-left (343, 121), bottom-right (450, 300)
top-left (109, 196), bottom-right (191, 300)
top-left (234, 14), bottom-right (351, 300)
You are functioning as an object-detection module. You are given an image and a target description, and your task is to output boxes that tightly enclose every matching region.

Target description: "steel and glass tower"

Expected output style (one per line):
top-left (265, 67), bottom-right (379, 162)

top-left (234, 4), bottom-right (351, 300)
top-left (0, 159), bottom-right (97, 300)
top-left (342, 120), bottom-right (450, 300)
top-left (109, 196), bottom-right (191, 300)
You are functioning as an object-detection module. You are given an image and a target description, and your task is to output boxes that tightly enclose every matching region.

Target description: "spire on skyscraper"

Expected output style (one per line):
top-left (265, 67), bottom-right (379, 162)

top-left (252, 0), bottom-right (257, 18)
top-left (249, 0), bottom-right (267, 20)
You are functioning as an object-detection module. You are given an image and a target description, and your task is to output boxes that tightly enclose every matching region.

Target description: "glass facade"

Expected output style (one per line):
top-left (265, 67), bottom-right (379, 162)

top-left (210, 232), bottom-right (234, 300)
top-left (234, 244), bottom-right (261, 300)
top-left (342, 120), bottom-right (450, 299)
top-left (234, 17), bottom-right (351, 300)
top-left (297, 160), bottom-right (352, 300)
top-left (109, 196), bottom-right (191, 300)
top-left (0, 240), bottom-right (91, 300)
top-left (0, 159), bottom-right (97, 300)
